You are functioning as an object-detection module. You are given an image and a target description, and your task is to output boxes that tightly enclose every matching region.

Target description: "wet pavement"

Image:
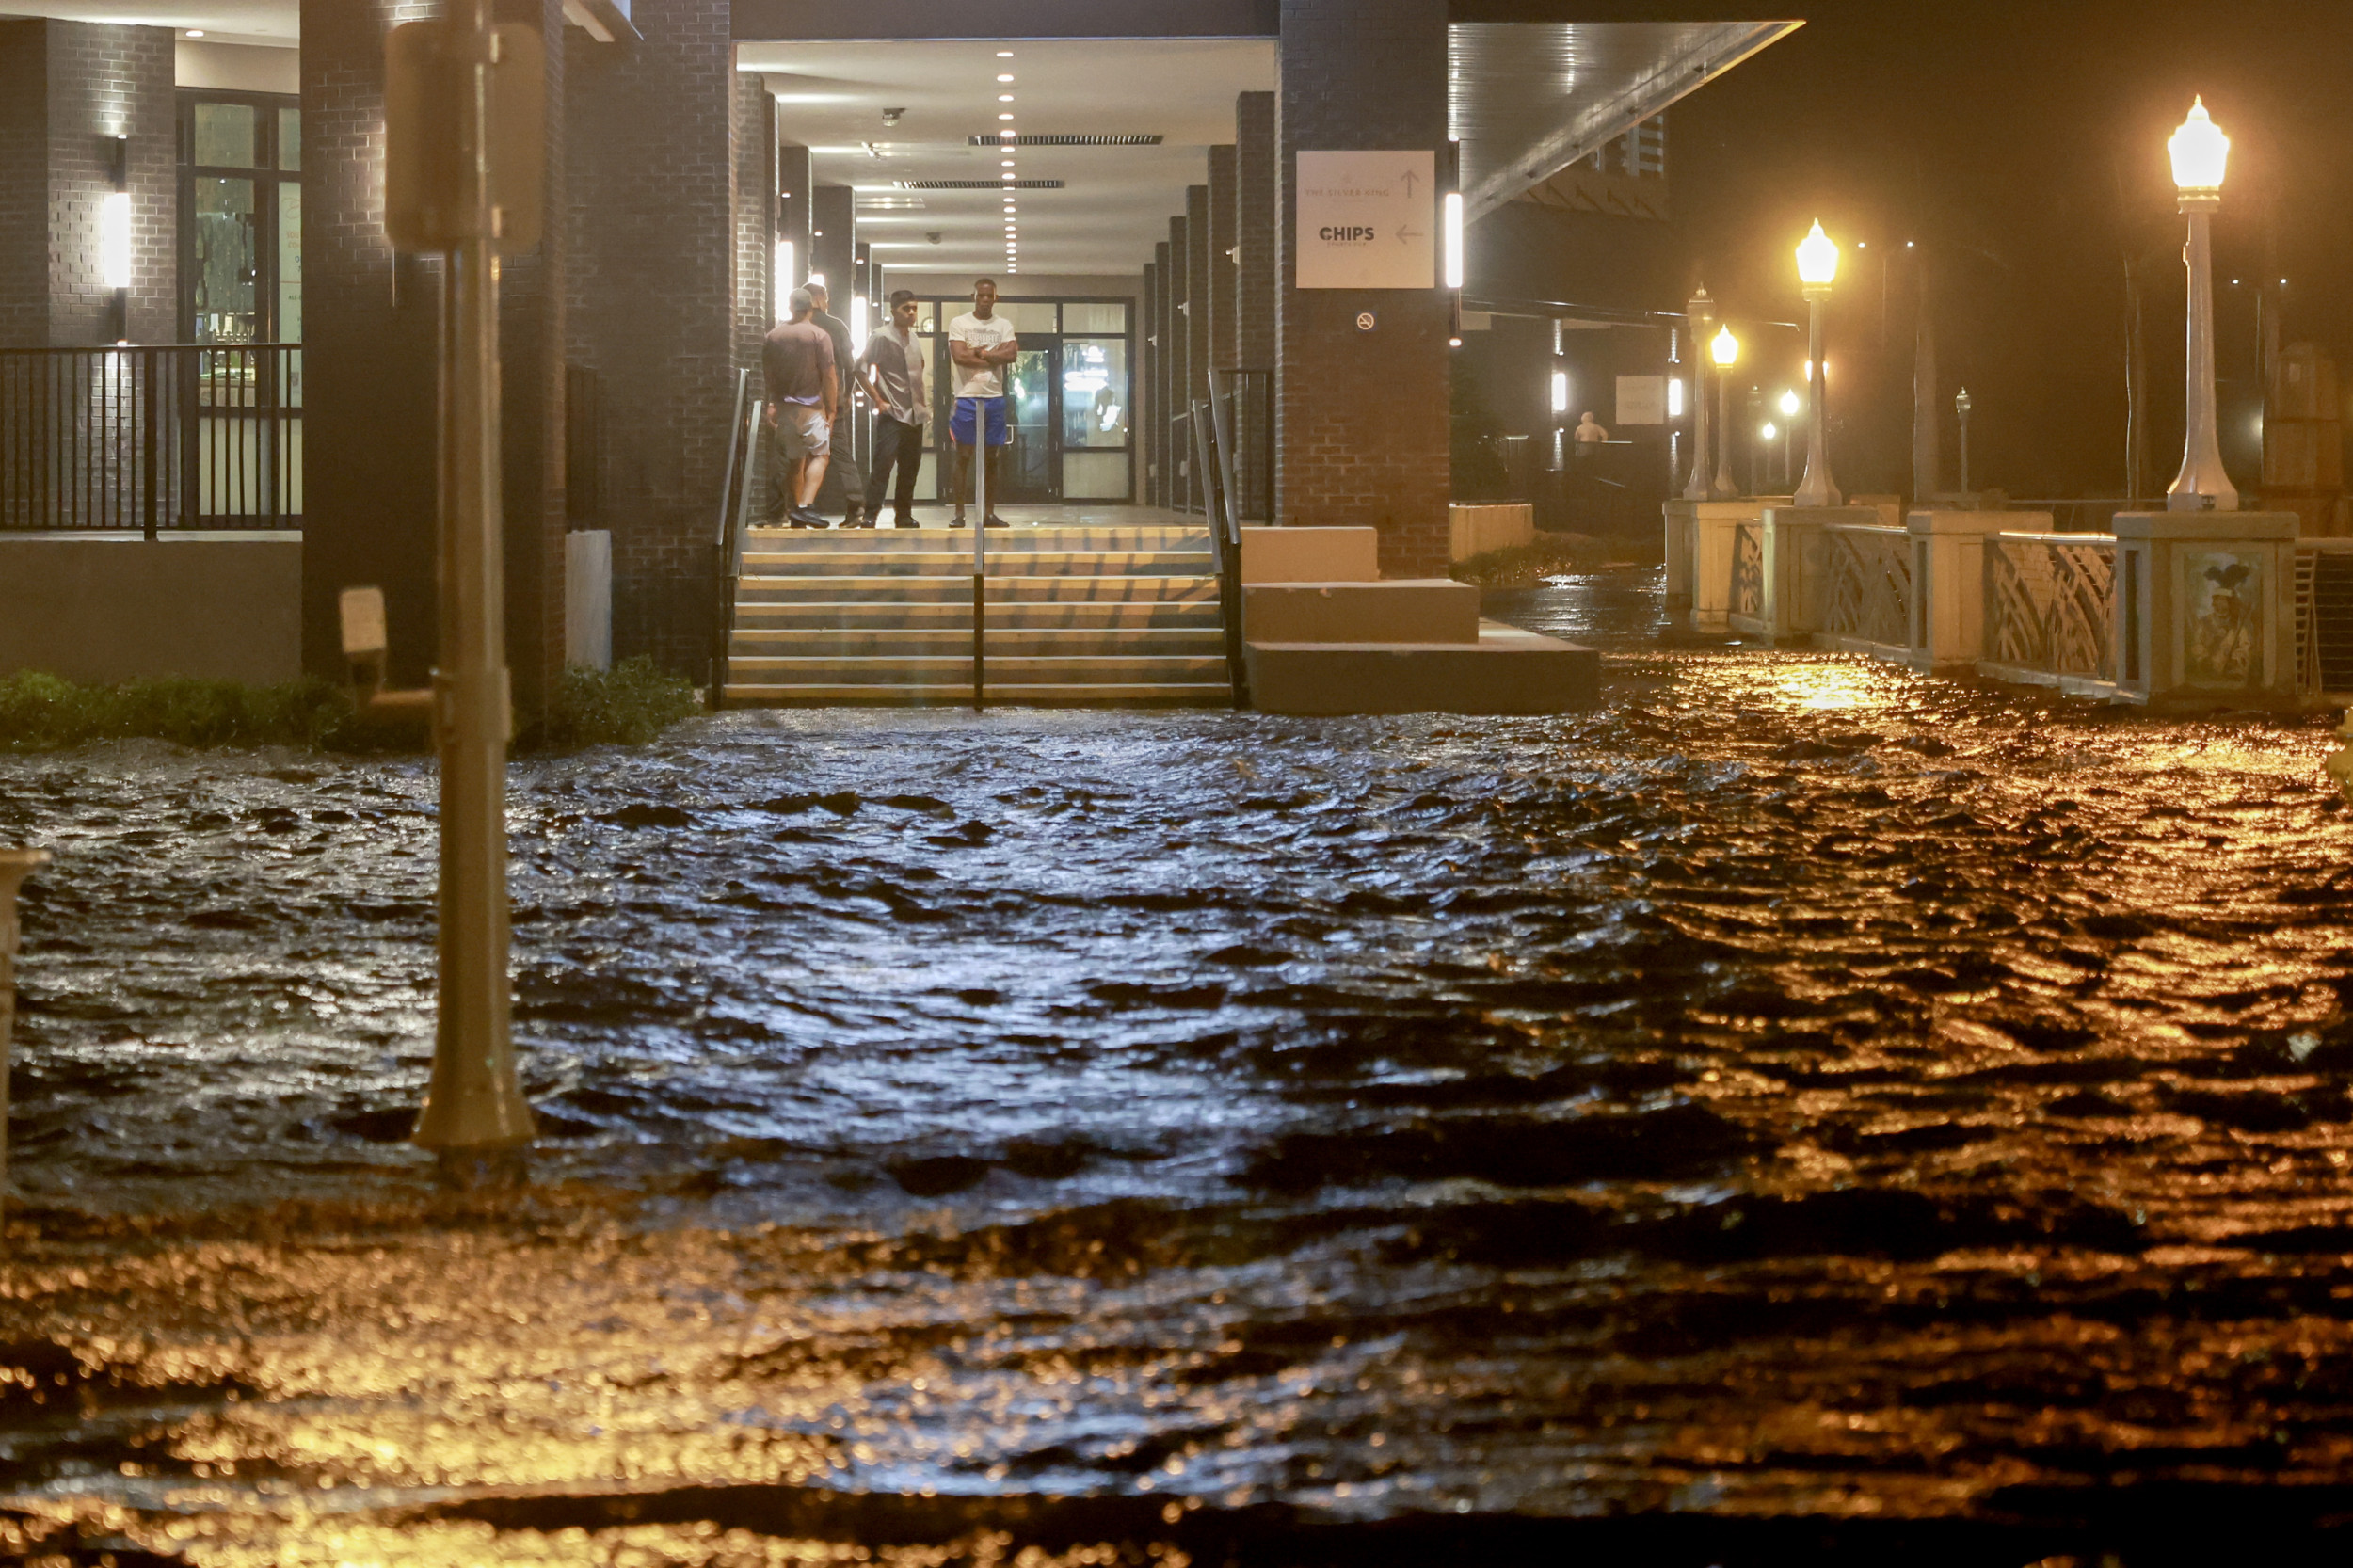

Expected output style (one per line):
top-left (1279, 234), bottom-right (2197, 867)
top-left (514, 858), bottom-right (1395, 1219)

top-left (4, 566), bottom-right (2353, 1562)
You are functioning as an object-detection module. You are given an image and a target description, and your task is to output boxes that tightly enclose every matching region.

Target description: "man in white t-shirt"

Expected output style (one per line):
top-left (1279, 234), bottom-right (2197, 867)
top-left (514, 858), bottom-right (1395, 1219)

top-left (947, 277), bottom-right (1018, 529)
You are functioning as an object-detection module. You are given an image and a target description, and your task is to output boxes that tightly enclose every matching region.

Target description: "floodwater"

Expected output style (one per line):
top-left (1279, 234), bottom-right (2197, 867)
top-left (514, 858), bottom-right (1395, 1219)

top-left (4, 567), bottom-right (2353, 1563)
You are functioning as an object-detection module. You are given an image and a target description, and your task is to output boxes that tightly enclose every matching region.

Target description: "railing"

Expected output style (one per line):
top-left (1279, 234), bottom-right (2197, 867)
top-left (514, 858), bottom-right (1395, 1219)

top-left (708, 368), bottom-right (760, 705)
top-left (2296, 540), bottom-right (2353, 697)
top-left (1821, 524), bottom-right (1912, 651)
top-left (1217, 368), bottom-right (1273, 524)
top-left (1731, 519), bottom-right (1763, 621)
top-left (0, 344), bottom-right (301, 536)
top-left (1983, 531), bottom-right (2117, 687)
top-left (1201, 369), bottom-right (1253, 707)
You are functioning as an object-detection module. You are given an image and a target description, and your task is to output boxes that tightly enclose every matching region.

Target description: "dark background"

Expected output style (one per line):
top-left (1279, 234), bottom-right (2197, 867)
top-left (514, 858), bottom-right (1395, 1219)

top-left (1461, 0), bottom-right (2353, 507)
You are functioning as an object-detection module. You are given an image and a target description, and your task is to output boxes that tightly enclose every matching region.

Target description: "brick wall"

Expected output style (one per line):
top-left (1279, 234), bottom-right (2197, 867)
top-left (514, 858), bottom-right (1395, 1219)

top-left (298, 0), bottom-right (443, 687)
top-left (1140, 259), bottom-right (1158, 506)
top-left (1185, 184), bottom-right (1210, 417)
top-left (1167, 216), bottom-right (1188, 511)
top-left (300, 0), bottom-right (568, 714)
top-left (0, 19), bottom-right (173, 349)
top-left (731, 72), bottom-right (774, 415)
top-left (1276, 0), bottom-right (1450, 575)
top-left (1208, 145), bottom-right (1236, 373)
top-left (1151, 240), bottom-right (1170, 507)
top-left (1235, 90), bottom-right (1275, 372)
top-left (566, 0), bottom-right (741, 679)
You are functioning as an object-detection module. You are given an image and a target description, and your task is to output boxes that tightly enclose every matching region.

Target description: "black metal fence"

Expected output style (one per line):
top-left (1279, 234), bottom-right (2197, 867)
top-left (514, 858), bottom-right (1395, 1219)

top-left (0, 344), bottom-right (301, 536)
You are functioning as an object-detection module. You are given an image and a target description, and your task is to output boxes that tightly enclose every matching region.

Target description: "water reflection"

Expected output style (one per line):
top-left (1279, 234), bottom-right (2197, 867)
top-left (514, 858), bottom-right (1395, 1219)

top-left (1, 570), bottom-right (2351, 1559)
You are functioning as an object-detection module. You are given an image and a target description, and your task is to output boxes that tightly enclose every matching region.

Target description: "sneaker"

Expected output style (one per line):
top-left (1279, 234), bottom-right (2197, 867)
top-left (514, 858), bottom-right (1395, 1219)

top-left (984, 514), bottom-right (1009, 529)
top-left (894, 514), bottom-right (922, 530)
top-left (843, 510), bottom-right (870, 529)
top-left (790, 507), bottom-right (830, 529)
top-left (949, 513), bottom-right (968, 529)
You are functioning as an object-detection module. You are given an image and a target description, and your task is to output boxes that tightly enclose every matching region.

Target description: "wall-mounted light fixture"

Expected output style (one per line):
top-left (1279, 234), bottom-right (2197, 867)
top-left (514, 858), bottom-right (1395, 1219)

top-left (101, 135), bottom-right (130, 342)
top-left (1444, 138), bottom-right (1465, 346)
top-left (1550, 369), bottom-right (1569, 416)
top-left (774, 239), bottom-right (795, 320)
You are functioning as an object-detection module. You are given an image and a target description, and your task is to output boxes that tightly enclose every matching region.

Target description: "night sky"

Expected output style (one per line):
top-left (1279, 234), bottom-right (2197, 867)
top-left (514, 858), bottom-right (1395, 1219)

top-left (1471, 0), bottom-right (2353, 504)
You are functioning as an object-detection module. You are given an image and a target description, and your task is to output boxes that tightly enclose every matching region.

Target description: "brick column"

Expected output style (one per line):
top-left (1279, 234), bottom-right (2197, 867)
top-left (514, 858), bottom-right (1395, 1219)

top-left (1167, 214), bottom-right (1189, 510)
top-left (300, 0), bottom-right (568, 714)
top-left (0, 19), bottom-right (174, 347)
top-left (1277, 0), bottom-right (1449, 573)
top-left (776, 141), bottom-right (811, 295)
top-left (812, 184), bottom-right (853, 293)
top-left (733, 79), bottom-right (776, 371)
top-left (1208, 146), bottom-right (1237, 372)
top-left (1139, 258), bottom-right (1158, 506)
top-left (565, 0), bottom-right (742, 678)
top-left (1235, 90), bottom-right (1275, 373)
top-left (1185, 183), bottom-right (1210, 410)
top-left (1151, 239), bottom-right (1171, 508)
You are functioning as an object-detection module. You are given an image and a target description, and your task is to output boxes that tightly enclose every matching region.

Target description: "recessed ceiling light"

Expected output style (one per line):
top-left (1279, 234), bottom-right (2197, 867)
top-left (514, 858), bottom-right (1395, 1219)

top-left (999, 113), bottom-right (1015, 121)
top-left (185, 26), bottom-right (204, 35)
top-left (998, 94), bottom-right (1015, 103)
top-left (997, 74), bottom-right (1014, 83)
top-left (997, 50), bottom-right (1014, 57)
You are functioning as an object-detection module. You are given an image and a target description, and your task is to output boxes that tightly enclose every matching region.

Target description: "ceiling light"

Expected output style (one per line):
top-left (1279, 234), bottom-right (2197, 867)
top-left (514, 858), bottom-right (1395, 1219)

top-left (185, 27), bottom-right (203, 36)
top-left (999, 113), bottom-right (1015, 120)
top-left (1000, 129), bottom-right (1016, 139)
top-left (997, 74), bottom-right (1014, 83)
top-left (997, 50), bottom-right (1013, 56)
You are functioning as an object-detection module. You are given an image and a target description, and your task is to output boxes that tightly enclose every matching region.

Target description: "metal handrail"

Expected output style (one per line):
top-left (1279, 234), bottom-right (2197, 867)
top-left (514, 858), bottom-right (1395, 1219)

top-left (1194, 390), bottom-right (1248, 709)
top-left (707, 369), bottom-right (756, 708)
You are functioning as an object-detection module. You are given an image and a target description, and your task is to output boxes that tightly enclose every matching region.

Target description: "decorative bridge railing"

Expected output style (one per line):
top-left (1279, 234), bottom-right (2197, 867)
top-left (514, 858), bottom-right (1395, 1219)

top-left (1731, 519), bottom-right (1764, 621)
top-left (1982, 531), bottom-right (2118, 690)
top-left (0, 344), bottom-right (302, 536)
top-left (1821, 523), bottom-right (1912, 652)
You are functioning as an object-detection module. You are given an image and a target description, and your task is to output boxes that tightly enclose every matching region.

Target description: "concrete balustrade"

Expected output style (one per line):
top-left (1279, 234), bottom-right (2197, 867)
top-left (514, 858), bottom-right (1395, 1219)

top-left (1663, 497), bottom-right (1784, 632)
top-left (2110, 510), bottom-right (2300, 709)
top-left (1910, 509), bottom-right (2042, 672)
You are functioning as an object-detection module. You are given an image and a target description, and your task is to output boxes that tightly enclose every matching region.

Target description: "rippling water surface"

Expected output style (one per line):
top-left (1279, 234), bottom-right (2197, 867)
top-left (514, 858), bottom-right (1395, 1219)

top-left (4, 568), bottom-right (2353, 1563)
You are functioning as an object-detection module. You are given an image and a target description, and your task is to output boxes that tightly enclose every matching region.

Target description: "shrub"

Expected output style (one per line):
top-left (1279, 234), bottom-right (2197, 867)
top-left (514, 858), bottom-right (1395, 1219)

top-left (0, 671), bottom-right (358, 750)
top-left (536, 657), bottom-right (701, 749)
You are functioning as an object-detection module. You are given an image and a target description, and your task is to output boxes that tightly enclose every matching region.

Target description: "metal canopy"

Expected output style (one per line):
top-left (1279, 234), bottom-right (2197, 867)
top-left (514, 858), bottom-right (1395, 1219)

top-left (1449, 20), bottom-right (1801, 224)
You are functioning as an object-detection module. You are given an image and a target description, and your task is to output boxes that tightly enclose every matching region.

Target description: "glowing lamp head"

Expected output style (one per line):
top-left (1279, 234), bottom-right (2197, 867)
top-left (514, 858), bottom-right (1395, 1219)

top-left (1795, 220), bottom-right (1840, 287)
top-left (99, 191), bottom-right (132, 292)
top-left (2169, 96), bottom-right (2230, 194)
top-left (1778, 389), bottom-right (1801, 418)
top-left (1710, 325), bottom-right (1739, 367)
top-left (1760, 422), bottom-right (1777, 440)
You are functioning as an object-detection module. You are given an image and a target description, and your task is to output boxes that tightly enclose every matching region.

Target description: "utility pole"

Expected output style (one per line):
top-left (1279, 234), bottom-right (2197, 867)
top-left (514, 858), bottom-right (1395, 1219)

top-left (386, 1), bottom-right (544, 1182)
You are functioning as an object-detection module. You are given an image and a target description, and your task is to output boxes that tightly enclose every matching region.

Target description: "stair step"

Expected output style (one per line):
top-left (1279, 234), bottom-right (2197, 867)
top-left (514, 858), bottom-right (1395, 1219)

top-left (733, 600), bottom-right (1221, 629)
top-left (744, 525), bottom-right (1212, 552)
top-left (731, 628), bottom-right (1223, 658)
top-left (721, 682), bottom-right (1233, 708)
top-left (726, 654), bottom-right (1228, 685)
top-left (740, 550), bottom-right (1213, 576)
top-left (735, 575), bottom-right (1218, 605)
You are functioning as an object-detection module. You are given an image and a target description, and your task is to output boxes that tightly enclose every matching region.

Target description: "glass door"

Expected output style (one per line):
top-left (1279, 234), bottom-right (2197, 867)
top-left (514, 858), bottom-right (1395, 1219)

top-left (999, 335), bottom-right (1059, 503)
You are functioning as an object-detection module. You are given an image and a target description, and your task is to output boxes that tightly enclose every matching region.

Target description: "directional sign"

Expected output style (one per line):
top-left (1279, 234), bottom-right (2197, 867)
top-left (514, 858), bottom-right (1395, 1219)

top-left (1296, 151), bottom-right (1435, 290)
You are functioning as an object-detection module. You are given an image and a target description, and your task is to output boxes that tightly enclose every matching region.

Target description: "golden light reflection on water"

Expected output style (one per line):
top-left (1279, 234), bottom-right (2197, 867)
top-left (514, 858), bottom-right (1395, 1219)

top-left (1752, 659), bottom-right (1901, 712)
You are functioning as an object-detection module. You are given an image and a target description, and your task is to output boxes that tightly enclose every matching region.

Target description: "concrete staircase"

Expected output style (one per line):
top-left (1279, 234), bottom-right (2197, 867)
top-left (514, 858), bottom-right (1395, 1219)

top-left (721, 525), bottom-right (1233, 707)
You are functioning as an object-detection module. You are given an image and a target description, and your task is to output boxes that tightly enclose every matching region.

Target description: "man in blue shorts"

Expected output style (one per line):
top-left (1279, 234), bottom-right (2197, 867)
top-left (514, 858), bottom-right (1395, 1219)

top-left (947, 278), bottom-right (1017, 529)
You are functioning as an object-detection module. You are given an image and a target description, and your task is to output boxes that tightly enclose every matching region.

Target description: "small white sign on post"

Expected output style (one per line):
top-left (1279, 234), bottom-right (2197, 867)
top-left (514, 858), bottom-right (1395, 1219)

top-left (1616, 376), bottom-right (1667, 426)
top-left (1295, 151), bottom-right (1436, 290)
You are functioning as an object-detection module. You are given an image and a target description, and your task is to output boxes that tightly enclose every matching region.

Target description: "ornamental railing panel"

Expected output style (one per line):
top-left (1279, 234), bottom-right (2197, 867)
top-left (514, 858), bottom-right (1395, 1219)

top-left (1822, 524), bottom-right (1911, 649)
top-left (1731, 519), bottom-right (1763, 620)
top-left (1984, 532), bottom-right (2116, 683)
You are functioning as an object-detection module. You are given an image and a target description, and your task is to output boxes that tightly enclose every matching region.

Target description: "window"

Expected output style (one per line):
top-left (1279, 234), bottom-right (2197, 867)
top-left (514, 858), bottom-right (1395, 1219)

top-left (179, 89), bottom-right (300, 344)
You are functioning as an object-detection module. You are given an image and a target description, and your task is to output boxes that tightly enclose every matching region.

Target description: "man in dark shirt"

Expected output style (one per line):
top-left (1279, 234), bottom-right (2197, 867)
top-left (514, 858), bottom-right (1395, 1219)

top-left (761, 287), bottom-right (838, 529)
top-left (804, 281), bottom-right (871, 528)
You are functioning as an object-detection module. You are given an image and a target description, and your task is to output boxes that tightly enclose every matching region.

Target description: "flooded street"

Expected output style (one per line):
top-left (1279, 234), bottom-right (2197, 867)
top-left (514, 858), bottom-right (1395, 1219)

top-left (4, 568), bottom-right (2353, 1563)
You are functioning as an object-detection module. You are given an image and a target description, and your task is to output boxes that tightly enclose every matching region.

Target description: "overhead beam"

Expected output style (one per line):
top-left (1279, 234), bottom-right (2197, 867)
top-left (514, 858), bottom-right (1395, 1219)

top-left (1458, 21), bottom-right (1799, 224)
top-left (730, 0), bottom-right (1277, 40)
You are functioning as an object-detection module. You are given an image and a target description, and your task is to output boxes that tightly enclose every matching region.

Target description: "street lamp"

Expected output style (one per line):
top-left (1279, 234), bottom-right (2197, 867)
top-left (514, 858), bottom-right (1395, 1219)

top-left (1682, 287), bottom-right (1717, 501)
top-left (2166, 96), bottom-right (2236, 511)
top-left (1955, 386), bottom-right (1973, 496)
top-left (1777, 388), bottom-right (1800, 490)
top-left (1710, 325), bottom-right (1740, 498)
top-left (1793, 220), bottom-right (1842, 507)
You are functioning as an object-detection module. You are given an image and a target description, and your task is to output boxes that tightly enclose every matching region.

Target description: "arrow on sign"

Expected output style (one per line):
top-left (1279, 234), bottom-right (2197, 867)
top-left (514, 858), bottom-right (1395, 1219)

top-left (1396, 224), bottom-right (1424, 244)
top-left (1399, 168), bottom-right (1422, 197)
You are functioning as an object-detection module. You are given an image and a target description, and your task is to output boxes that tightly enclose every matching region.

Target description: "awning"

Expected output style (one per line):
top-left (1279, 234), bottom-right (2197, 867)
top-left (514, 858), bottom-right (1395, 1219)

top-left (1450, 20), bottom-right (1801, 224)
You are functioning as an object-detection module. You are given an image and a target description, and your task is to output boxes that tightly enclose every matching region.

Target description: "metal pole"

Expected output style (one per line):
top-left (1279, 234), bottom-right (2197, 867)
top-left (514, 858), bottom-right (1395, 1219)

top-left (2168, 198), bottom-right (2237, 511)
top-left (0, 849), bottom-right (48, 1207)
top-left (1957, 391), bottom-right (1972, 496)
top-left (1681, 288), bottom-right (1714, 501)
top-left (1794, 287), bottom-right (1841, 506)
top-left (1711, 367), bottom-right (1737, 498)
top-left (971, 398), bottom-right (986, 711)
top-left (413, 0), bottom-right (534, 1176)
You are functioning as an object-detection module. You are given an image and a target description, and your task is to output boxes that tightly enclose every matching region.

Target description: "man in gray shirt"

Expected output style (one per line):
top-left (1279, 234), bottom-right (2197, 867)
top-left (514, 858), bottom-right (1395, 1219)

top-left (855, 290), bottom-right (930, 528)
top-left (805, 282), bottom-right (870, 528)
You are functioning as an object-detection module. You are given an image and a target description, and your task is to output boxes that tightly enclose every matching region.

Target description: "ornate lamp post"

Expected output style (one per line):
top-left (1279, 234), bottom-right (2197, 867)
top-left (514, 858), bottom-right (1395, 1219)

top-left (2166, 97), bottom-right (2236, 512)
top-left (1778, 388), bottom-right (1800, 490)
top-left (1682, 287), bottom-right (1717, 501)
top-left (1955, 386), bottom-right (1973, 496)
top-left (1710, 325), bottom-right (1740, 498)
top-left (1793, 221), bottom-right (1842, 506)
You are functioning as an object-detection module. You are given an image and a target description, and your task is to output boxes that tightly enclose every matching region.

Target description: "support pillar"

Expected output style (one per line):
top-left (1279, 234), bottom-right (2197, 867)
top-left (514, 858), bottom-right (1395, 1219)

top-left (1235, 90), bottom-right (1276, 372)
top-left (1141, 258), bottom-right (1159, 506)
top-left (1276, 0), bottom-right (1449, 572)
top-left (1207, 159), bottom-right (1236, 376)
top-left (1168, 214), bottom-right (1191, 511)
top-left (1152, 242), bottom-right (1172, 506)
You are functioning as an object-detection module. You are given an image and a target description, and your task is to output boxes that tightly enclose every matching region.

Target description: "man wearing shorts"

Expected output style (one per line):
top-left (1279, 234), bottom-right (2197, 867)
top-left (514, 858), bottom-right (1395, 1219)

top-left (761, 287), bottom-right (839, 529)
top-left (948, 277), bottom-right (1017, 529)
top-left (804, 281), bottom-right (870, 528)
